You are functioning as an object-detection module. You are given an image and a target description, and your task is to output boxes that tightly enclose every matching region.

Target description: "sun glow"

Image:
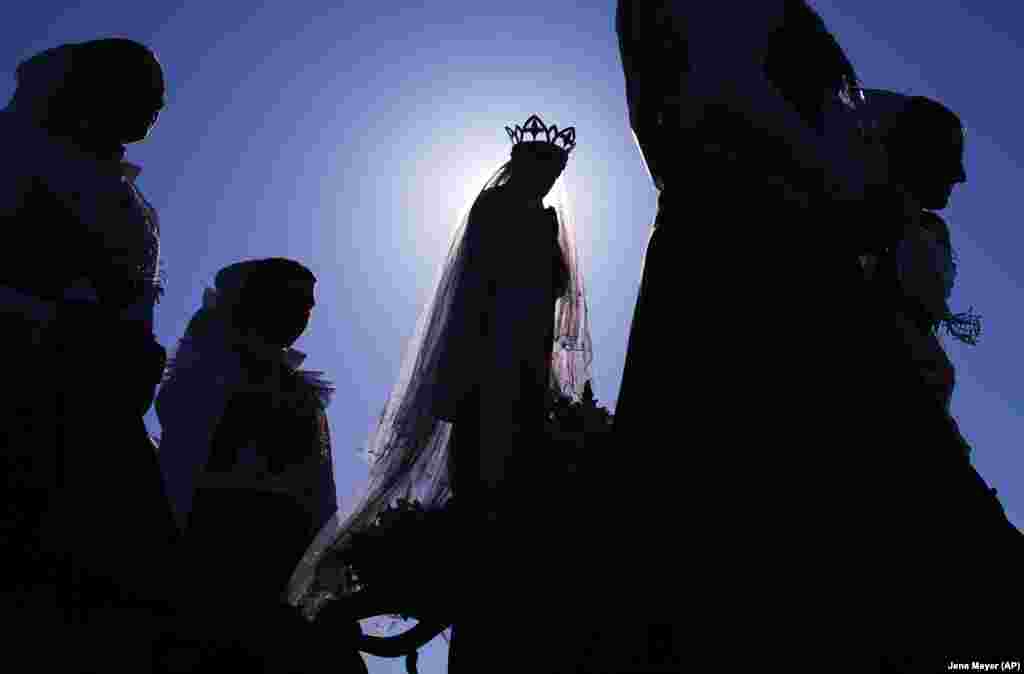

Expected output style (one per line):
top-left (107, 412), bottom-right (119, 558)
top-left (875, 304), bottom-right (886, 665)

top-left (545, 173), bottom-right (572, 213)
top-left (404, 118), bottom-right (586, 306)
top-left (447, 162), bottom-right (503, 240)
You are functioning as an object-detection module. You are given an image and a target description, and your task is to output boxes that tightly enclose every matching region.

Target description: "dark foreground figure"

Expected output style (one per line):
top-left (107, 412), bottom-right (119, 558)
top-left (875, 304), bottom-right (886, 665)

top-left (0, 38), bottom-right (190, 672)
top-left (605, 1), bottom-right (1023, 669)
top-left (157, 258), bottom-right (367, 673)
top-left (0, 39), bottom-right (363, 672)
top-left (859, 94), bottom-right (1024, 664)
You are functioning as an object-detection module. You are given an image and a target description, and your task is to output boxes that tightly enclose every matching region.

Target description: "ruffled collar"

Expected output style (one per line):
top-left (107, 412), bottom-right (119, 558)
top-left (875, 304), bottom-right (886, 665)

top-left (167, 287), bottom-right (334, 406)
top-left (238, 339), bottom-right (309, 372)
top-left (166, 328), bottom-right (334, 406)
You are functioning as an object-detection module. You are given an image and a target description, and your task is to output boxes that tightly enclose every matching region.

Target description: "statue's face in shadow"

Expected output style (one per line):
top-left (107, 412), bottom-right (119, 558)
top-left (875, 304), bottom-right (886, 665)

top-left (508, 143), bottom-right (568, 202)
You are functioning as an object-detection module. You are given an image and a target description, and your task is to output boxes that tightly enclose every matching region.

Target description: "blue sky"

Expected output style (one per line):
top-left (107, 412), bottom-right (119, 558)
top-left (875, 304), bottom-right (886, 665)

top-left (5, 2), bottom-right (1023, 671)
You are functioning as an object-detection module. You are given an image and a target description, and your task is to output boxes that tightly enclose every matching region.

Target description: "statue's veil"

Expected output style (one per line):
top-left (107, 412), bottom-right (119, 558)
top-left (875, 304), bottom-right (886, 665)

top-left (286, 156), bottom-right (592, 621)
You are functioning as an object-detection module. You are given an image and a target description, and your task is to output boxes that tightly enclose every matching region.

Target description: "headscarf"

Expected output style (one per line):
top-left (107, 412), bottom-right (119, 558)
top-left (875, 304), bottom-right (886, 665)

top-left (157, 259), bottom-right (335, 526)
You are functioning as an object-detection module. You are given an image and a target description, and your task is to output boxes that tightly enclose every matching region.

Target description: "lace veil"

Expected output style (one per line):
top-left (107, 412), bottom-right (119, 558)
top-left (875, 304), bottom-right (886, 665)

top-left (287, 154), bottom-right (592, 620)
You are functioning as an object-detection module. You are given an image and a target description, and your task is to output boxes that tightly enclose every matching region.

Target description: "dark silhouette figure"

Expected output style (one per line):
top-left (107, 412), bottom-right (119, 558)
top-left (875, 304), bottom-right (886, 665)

top-left (156, 257), bottom-right (365, 672)
top-left (0, 38), bottom-right (187, 672)
top-left (285, 115), bottom-right (591, 674)
top-left (0, 39), bottom-right (325, 673)
top-left (158, 259), bottom-right (337, 533)
top-left (607, 2), bottom-right (948, 667)
top-left (443, 117), bottom-right (587, 674)
top-left (858, 94), bottom-right (1024, 660)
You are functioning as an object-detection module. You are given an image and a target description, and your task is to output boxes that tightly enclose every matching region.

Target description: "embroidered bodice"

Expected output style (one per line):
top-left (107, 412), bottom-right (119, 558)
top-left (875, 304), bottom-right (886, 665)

top-left (0, 110), bottom-right (162, 326)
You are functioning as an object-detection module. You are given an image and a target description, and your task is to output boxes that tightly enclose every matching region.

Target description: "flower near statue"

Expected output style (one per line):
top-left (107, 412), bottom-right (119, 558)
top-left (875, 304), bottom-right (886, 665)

top-left (546, 379), bottom-right (612, 455)
top-left (327, 497), bottom-right (456, 614)
top-left (319, 379), bottom-right (613, 613)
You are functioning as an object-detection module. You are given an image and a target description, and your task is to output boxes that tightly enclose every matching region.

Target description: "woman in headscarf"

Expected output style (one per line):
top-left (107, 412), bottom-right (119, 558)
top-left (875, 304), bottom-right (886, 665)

top-left (857, 91), bottom-right (1024, 654)
top-left (156, 257), bottom-right (368, 672)
top-left (157, 258), bottom-right (338, 592)
top-left (0, 37), bottom-right (298, 672)
top-left (858, 93), bottom-right (977, 432)
top-left (0, 38), bottom-right (184, 670)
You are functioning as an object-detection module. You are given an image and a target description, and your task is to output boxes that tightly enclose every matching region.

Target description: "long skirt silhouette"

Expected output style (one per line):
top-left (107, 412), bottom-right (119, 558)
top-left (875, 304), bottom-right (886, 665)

top-left (2, 310), bottom-right (180, 672)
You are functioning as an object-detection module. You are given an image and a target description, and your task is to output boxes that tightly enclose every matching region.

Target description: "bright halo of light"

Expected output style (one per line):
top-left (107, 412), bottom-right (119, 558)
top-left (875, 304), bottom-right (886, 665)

top-left (447, 161), bottom-right (502, 240)
top-left (545, 173), bottom-right (572, 213)
top-left (409, 131), bottom-right (506, 255)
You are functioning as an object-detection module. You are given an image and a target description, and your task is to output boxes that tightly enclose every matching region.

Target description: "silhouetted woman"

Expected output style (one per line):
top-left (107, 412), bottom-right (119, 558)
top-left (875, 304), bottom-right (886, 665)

top-left (156, 257), bottom-right (363, 671)
top-left (158, 258), bottom-right (338, 587)
top-left (857, 91), bottom-right (1022, 650)
top-left (0, 38), bottom-right (180, 670)
top-left (858, 92), bottom-right (977, 431)
top-left (287, 115), bottom-right (592, 673)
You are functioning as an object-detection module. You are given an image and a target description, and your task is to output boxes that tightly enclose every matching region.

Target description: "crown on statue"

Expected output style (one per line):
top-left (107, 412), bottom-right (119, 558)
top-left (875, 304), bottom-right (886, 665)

top-left (505, 114), bottom-right (576, 158)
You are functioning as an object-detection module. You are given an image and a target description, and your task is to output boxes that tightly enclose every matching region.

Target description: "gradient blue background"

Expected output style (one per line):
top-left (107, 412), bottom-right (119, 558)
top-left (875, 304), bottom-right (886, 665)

top-left (4, 3), bottom-right (1022, 671)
